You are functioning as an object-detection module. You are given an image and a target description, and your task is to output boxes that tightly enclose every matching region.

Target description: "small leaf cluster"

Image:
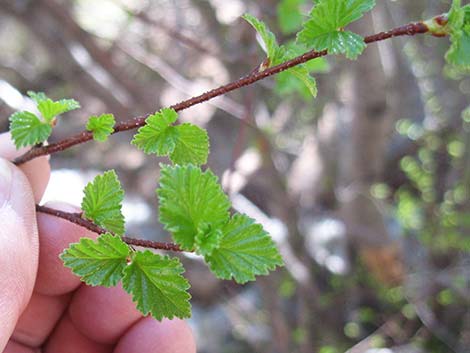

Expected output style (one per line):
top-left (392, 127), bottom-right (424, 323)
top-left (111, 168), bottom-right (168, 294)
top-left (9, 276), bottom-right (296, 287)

top-left (132, 108), bottom-right (209, 165)
top-left (86, 114), bottom-right (115, 141)
top-left (242, 0), bottom-right (376, 99)
top-left (9, 91), bottom-right (116, 148)
top-left (53, 105), bottom-right (283, 320)
top-left (158, 164), bottom-right (283, 283)
top-left (9, 91), bottom-right (80, 148)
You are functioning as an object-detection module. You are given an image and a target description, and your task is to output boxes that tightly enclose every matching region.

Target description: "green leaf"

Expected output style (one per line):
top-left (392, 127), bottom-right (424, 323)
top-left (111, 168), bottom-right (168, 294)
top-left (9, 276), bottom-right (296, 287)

top-left (27, 91), bottom-right (80, 123)
top-left (132, 108), bottom-right (179, 155)
top-left (122, 251), bottom-right (191, 320)
top-left (243, 13), bottom-right (280, 62)
top-left (276, 42), bottom-right (329, 98)
top-left (60, 233), bottom-right (130, 287)
top-left (82, 170), bottom-right (125, 235)
top-left (9, 111), bottom-right (52, 149)
top-left (157, 164), bottom-right (231, 250)
top-left (194, 225), bottom-right (223, 257)
top-left (446, 3), bottom-right (470, 70)
top-left (286, 65), bottom-right (318, 97)
top-left (277, 0), bottom-right (305, 35)
top-left (86, 113), bottom-right (116, 142)
top-left (27, 91), bottom-right (48, 104)
top-left (132, 109), bottom-right (209, 165)
top-left (297, 0), bottom-right (376, 59)
top-left (205, 214), bottom-right (284, 284)
top-left (170, 123), bottom-right (209, 165)
top-left (243, 14), bottom-right (318, 96)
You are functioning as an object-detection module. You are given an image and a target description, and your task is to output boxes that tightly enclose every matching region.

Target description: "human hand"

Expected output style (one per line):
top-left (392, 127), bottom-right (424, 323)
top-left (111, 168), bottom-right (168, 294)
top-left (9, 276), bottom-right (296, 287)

top-left (0, 133), bottom-right (196, 353)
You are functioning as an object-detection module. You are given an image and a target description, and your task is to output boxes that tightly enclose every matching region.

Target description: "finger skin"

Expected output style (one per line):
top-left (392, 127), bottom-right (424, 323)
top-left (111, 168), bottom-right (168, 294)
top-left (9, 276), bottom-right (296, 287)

top-left (114, 318), bottom-right (196, 353)
top-left (3, 340), bottom-right (38, 353)
top-left (68, 283), bottom-right (142, 344)
top-left (12, 292), bottom-right (71, 348)
top-left (0, 133), bottom-right (50, 203)
top-left (0, 161), bottom-right (38, 350)
top-left (44, 314), bottom-right (112, 353)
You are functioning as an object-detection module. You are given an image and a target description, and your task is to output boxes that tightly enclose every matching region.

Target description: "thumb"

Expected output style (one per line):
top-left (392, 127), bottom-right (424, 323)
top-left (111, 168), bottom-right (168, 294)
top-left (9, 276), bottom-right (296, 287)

top-left (0, 158), bottom-right (39, 350)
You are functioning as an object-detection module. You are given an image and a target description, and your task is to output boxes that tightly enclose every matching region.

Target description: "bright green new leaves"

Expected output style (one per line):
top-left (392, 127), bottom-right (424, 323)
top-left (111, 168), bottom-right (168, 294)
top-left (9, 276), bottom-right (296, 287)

top-left (276, 43), bottom-right (329, 99)
top-left (60, 233), bottom-right (130, 287)
top-left (297, 0), bottom-right (376, 59)
top-left (86, 114), bottom-right (115, 142)
top-left (9, 111), bottom-right (52, 149)
top-left (243, 14), bottom-right (280, 64)
top-left (157, 164), bottom-right (283, 282)
top-left (243, 13), bottom-right (317, 96)
top-left (168, 123), bottom-right (209, 165)
top-left (132, 108), bottom-right (209, 165)
top-left (445, 1), bottom-right (470, 70)
top-left (122, 251), bottom-right (191, 320)
top-left (9, 91), bottom-right (80, 149)
top-left (27, 91), bottom-right (80, 123)
top-left (205, 214), bottom-right (284, 284)
top-left (61, 239), bottom-right (192, 320)
top-left (132, 108), bottom-right (179, 155)
top-left (157, 164), bottom-right (231, 250)
top-left (82, 170), bottom-right (125, 235)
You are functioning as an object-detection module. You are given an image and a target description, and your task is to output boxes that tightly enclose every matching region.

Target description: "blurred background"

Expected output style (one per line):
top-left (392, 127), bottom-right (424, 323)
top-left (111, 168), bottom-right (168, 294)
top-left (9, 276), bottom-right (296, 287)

top-left (0, 0), bottom-right (469, 352)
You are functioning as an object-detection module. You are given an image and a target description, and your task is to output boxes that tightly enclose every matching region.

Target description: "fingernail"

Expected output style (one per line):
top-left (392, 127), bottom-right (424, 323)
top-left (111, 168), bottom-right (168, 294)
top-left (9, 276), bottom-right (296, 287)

top-left (0, 158), bottom-right (13, 204)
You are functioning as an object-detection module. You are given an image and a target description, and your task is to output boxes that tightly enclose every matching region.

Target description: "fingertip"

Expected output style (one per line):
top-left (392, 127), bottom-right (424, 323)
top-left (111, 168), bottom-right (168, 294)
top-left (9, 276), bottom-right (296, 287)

top-left (114, 317), bottom-right (196, 353)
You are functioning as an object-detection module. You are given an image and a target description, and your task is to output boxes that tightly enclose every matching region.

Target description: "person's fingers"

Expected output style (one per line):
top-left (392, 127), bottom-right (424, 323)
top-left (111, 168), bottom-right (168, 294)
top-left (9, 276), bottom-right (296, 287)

top-left (0, 159), bottom-right (39, 350)
top-left (43, 314), bottom-right (113, 353)
top-left (0, 133), bottom-right (50, 203)
top-left (11, 201), bottom-right (98, 347)
top-left (34, 202), bottom-right (98, 296)
top-left (114, 317), bottom-right (196, 353)
top-left (2, 340), bottom-right (38, 353)
top-left (11, 292), bottom-right (71, 348)
top-left (68, 283), bottom-right (142, 344)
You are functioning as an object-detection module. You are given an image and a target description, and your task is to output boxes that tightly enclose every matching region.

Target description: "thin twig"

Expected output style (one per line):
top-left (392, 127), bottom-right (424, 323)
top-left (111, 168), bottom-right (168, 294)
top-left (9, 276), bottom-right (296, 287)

top-left (36, 204), bottom-right (186, 252)
top-left (13, 21), bottom-right (430, 166)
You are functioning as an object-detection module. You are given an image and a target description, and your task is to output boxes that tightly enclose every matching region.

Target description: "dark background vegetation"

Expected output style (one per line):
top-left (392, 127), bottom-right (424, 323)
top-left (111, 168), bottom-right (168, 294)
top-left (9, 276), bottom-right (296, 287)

top-left (0, 0), bottom-right (469, 352)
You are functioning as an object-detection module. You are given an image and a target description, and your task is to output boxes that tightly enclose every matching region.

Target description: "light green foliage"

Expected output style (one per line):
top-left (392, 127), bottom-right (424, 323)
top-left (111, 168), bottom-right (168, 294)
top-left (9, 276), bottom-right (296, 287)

top-left (157, 164), bottom-right (231, 250)
top-left (170, 123), bottom-right (209, 165)
top-left (194, 226), bottom-right (223, 257)
top-left (297, 0), bottom-right (376, 59)
top-left (9, 91), bottom-right (80, 148)
top-left (86, 113), bottom-right (115, 142)
top-left (205, 214), bottom-right (284, 284)
top-left (132, 108), bottom-right (209, 165)
top-left (122, 251), bottom-right (191, 320)
top-left (276, 42), bottom-right (329, 98)
top-left (60, 233), bottom-right (130, 287)
top-left (132, 108), bottom-right (179, 155)
top-left (28, 91), bottom-right (80, 123)
top-left (445, 1), bottom-right (470, 70)
top-left (82, 170), bottom-right (125, 235)
top-left (242, 14), bottom-right (280, 63)
top-left (243, 13), bottom-right (318, 96)
top-left (9, 111), bottom-right (52, 149)
top-left (277, 0), bottom-right (305, 34)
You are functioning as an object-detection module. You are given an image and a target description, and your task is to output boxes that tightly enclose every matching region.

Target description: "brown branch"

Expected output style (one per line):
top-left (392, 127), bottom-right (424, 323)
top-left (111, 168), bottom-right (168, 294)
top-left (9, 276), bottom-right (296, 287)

top-left (36, 205), bottom-right (186, 252)
top-left (13, 21), bottom-right (430, 166)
